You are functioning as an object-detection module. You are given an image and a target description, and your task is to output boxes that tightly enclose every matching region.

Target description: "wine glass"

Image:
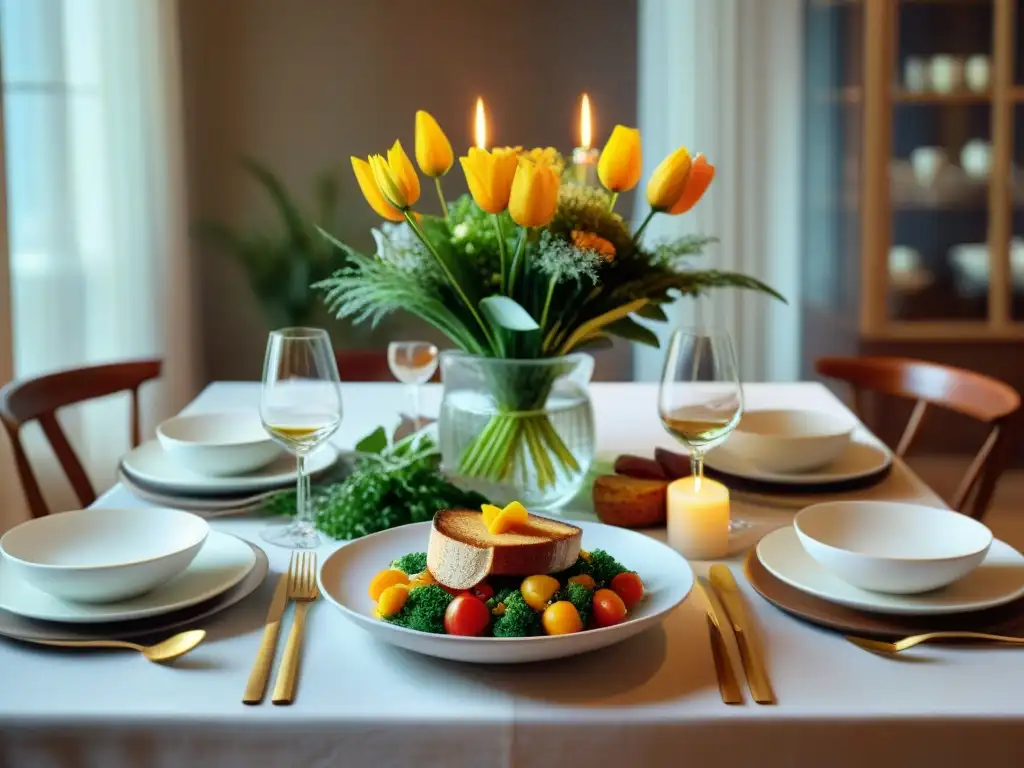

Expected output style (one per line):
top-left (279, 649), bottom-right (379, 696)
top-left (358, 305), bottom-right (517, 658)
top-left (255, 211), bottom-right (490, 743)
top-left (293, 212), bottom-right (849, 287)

top-left (387, 341), bottom-right (439, 431)
top-left (259, 328), bottom-right (343, 549)
top-left (658, 327), bottom-right (749, 533)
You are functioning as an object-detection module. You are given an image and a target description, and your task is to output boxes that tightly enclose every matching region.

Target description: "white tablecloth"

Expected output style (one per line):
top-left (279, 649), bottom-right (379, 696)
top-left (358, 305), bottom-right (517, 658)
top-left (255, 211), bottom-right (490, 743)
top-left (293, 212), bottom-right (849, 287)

top-left (3, 382), bottom-right (1024, 768)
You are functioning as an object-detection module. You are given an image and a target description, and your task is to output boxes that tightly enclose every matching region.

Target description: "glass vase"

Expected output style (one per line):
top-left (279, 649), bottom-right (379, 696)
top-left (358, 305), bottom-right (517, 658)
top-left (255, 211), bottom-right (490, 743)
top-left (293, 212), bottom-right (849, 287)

top-left (438, 352), bottom-right (596, 512)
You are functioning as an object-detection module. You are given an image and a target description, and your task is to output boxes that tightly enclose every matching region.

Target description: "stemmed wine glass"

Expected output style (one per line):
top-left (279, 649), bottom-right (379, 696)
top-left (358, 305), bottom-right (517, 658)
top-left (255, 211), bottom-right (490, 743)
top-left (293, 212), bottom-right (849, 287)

top-left (658, 326), bottom-right (749, 533)
top-left (387, 341), bottom-right (439, 431)
top-left (259, 328), bottom-right (343, 549)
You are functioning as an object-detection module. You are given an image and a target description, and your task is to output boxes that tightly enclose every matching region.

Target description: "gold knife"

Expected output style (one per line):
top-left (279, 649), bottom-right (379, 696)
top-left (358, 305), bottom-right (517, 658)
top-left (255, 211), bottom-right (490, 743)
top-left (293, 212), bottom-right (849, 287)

top-left (708, 564), bottom-right (776, 704)
top-left (242, 572), bottom-right (290, 704)
top-left (697, 578), bottom-right (743, 704)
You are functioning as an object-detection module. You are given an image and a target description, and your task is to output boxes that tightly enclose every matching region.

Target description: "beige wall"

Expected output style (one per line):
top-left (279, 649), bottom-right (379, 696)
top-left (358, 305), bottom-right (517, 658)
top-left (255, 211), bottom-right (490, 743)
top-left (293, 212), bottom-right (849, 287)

top-left (178, 0), bottom-right (638, 383)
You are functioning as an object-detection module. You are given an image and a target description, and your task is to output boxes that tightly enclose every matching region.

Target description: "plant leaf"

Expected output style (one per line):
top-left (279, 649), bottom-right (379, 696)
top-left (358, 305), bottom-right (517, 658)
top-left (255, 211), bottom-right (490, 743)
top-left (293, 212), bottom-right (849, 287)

top-left (635, 303), bottom-right (668, 322)
top-left (604, 317), bottom-right (660, 348)
top-left (558, 298), bottom-right (648, 354)
top-left (575, 333), bottom-right (614, 351)
top-left (355, 426), bottom-right (388, 455)
top-left (240, 156), bottom-right (309, 248)
top-left (479, 295), bottom-right (540, 332)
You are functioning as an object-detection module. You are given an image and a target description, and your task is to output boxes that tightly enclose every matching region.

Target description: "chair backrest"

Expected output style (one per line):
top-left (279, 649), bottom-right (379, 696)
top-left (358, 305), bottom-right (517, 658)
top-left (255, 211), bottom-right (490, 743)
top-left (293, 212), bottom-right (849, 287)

top-left (334, 348), bottom-right (440, 382)
top-left (815, 356), bottom-right (1021, 520)
top-left (0, 359), bottom-right (162, 518)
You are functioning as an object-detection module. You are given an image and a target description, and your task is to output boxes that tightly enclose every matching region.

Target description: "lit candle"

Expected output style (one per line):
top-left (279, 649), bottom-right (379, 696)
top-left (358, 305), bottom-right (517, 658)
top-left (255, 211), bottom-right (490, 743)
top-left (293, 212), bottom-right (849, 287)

top-left (571, 93), bottom-right (600, 186)
top-left (474, 97), bottom-right (488, 150)
top-left (666, 475), bottom-right (730, 560)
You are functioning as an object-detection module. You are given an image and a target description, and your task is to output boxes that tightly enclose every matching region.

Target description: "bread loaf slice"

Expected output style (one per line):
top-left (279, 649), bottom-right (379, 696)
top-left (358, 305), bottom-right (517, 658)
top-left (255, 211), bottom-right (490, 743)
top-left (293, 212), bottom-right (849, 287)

top-left (592, 475), bottom-right (668, 528)
top-left (426, 509), bottom-right (582, 590)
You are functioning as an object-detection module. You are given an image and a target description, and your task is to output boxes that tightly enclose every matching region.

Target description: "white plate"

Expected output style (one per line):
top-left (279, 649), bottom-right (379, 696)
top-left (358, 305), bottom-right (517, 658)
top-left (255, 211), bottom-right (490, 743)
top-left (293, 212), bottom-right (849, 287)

top-left (705, 429), bottom-right (892, 486)
top-left (0, 530), bottom-right (257, 623)
top-left (121, 439), bottom-right (339, 496)
top-left (756, 525), bottom-right (1024, 616)
top-left (318, 520), bottom-right (694, 664)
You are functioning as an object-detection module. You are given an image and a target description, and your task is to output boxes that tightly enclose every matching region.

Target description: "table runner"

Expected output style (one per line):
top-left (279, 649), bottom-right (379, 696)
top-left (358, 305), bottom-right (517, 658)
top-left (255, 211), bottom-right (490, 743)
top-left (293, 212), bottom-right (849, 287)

top-left (3, 382), bottom-right (1024, 768)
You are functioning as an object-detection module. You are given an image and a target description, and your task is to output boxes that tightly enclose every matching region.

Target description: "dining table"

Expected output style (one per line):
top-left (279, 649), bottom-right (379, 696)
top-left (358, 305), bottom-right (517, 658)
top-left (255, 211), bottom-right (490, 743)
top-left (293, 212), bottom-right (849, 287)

top-left (3, 380), bottom-right (1024, 768)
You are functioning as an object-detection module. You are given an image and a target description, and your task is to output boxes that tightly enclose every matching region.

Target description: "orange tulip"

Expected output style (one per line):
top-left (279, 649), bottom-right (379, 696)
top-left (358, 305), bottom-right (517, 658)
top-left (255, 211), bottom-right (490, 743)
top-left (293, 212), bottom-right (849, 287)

top-left (459, 146), bottom-right (519, 214)
top-left (646, 146), bottom-right (693, 211)
top-left (351, 156), bottom-right (404, 222)
top-left (597, 125), bottom-right (642, 193)
top-left (667, 153), bottom-right (715, 215)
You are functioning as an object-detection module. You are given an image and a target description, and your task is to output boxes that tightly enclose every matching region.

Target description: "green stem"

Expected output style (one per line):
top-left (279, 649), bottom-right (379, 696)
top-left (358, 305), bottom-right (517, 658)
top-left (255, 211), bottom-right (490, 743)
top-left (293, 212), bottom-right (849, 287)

top-left (493, 215), bottom-right (508, 293)
top-left (539, 277), bottom-right (557, 330)
top-left (507, 228), bottom-right (528, 296)
top-left (631, 208), bottom-right (657, 248)
top-left (434, 178), bottom-right (450, 223)
top-left (608, 192), bottom-right (619, 212)
top-left (404, 211), bottom-right (498, 353)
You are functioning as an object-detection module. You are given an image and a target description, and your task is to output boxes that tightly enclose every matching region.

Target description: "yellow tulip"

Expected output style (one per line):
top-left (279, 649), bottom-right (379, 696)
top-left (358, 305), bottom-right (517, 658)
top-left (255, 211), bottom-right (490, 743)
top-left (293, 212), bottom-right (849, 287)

top-left (667, 153), bottom-right (715, 215)
top-left (415, 110), bottom-right (454, 177)
top-left (351, 156), bottom-right (404, 222)
top-left (369, 140), bottom-right (421, 210)
top-left (597, 125), bottom-right (642, 193)
top-left (508, 159), bottom-right (560, 228)
top-left (646, 146), bottom-right (693, 211)
top-left (459, 146), bottom-right (519, 214)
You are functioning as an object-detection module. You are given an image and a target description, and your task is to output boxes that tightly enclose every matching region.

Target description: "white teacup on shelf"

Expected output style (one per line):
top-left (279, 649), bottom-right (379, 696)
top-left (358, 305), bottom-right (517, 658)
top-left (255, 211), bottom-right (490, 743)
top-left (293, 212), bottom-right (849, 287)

top-left (910, 146), bottom-right (949, 188)
top-left (888, 245), bottom-right (921, 275)
top-left (930, 55), bottom-right (964, 93)
top-left (904, 56), bottom-right (929, 92)
top-left (965, 55), bottom-right (991, 92)
top-left (960, 139), bottom-right (992, 181)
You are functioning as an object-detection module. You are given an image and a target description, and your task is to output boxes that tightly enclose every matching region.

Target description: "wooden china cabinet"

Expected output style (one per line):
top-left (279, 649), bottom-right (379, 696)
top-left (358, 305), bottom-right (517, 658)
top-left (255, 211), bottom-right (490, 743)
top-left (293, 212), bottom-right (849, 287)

top-left (802, 0), bottom-right (1024, 459)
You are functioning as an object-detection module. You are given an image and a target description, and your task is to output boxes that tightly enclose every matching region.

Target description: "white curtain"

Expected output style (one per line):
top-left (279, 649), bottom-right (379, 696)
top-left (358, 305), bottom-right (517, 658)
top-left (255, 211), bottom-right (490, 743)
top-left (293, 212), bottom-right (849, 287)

top-left (633, 0), bottom-right (805, 384)
top-left (0, 0), bottom-right (196, 527)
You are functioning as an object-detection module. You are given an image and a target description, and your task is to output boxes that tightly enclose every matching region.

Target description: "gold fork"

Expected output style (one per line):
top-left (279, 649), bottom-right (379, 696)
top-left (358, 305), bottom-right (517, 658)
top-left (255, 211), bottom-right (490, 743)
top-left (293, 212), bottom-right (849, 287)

top-left (847, 631), bottom-right (1024, 655)
top-left (271, 552), bottom-right (319, 705)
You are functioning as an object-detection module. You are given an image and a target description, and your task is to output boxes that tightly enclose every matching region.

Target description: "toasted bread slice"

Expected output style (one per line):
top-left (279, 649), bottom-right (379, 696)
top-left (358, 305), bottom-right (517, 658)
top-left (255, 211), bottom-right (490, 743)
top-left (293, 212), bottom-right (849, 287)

top-left (593, 474), bottom-right (668, 528)
top-left (427, 509), bottom-right (582, 590)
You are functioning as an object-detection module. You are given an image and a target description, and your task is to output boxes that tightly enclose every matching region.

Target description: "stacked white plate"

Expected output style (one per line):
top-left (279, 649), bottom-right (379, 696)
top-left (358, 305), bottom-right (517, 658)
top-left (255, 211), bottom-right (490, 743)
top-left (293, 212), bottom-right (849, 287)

top-left (0, 508), bottom-right (268, 643)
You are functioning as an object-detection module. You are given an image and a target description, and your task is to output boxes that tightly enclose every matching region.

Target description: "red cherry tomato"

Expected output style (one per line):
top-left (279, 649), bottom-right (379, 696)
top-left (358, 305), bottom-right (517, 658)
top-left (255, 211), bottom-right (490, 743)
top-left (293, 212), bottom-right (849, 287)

top-left (592, 589), bottom-right (627, 627)
top-left (472, 582), bottom-right (495, 602)
top-left (443, 593), bottom-right (491, 636)
top-left (438, 583), bottom-right (463, 597)
top-left (610, 572), bottom-right (644, 610)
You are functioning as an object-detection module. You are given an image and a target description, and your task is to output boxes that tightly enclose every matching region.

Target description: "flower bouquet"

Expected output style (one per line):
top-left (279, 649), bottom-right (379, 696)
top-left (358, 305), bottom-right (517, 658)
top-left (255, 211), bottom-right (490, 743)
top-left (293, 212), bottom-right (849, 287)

top-left (316, 111), bottom-right (783, 507)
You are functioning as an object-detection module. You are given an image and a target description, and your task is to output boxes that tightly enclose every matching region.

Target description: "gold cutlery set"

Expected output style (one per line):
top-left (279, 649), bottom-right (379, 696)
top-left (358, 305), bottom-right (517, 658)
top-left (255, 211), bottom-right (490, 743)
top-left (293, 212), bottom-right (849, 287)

top-left (243, 551), bottom-right (319, 706)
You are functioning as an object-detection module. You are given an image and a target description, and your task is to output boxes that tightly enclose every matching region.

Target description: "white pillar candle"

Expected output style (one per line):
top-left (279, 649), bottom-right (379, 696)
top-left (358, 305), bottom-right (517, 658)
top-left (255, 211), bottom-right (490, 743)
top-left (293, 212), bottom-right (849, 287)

top-left (667, 475), bottom-right (730, 560)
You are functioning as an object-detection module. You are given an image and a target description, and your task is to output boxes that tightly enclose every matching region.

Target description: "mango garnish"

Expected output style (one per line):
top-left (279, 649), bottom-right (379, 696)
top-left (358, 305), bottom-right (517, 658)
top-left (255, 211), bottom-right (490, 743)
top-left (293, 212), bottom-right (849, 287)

top-left (481, 501), bottom-right (529, 534)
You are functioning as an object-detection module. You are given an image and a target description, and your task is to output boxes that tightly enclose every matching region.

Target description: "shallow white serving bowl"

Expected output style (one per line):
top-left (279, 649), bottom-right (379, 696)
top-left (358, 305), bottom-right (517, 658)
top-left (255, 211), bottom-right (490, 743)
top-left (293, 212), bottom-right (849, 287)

top-left (157, 412), bottom-right (282, 476)
top-left (0, 508), bottom-right (210, 603)
top-left (794, 501), bottom-right (993, 594)
top-left (726, 409), bottom-right (855, 474)
top-left (318, 520), bottom-right (694, 664)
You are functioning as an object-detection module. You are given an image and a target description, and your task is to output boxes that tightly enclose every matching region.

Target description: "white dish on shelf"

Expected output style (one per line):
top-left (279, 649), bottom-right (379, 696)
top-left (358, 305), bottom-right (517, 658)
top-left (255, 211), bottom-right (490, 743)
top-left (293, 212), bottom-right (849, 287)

top-left (0, 508), bottom-right (209, 603)
top-left (794, 501), bottom-right (992, 594)
top-left (756, 525), bottom-right (1024, 616)
top-left (0, 530), bottom-right (257, 623)
top-left (157, 411), bottom-right (283, 476)
top-left (318, 520), bottom-right (693, 664)
top-left (949, 240), bottom-right (1024, 292)
top-left (121, 439), bottom-right (338, 496)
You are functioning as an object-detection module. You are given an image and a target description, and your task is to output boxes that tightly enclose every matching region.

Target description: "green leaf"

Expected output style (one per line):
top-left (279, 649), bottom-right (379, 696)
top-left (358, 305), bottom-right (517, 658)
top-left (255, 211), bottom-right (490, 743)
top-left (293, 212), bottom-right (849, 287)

top-left (240, 156), bottom-right (309, 248)
top-left (355, 426), bottom-right (388, 455)
top-left (558, 298), bottom-right (648, 354)
top-left (635, 303), bottom-right (668, 322)
top-left (604, 317), bottom-right (660, 348)
top-left (575, 333), bottom-right (614, 351)
top-left (479, 295), bottom-right (540, 332)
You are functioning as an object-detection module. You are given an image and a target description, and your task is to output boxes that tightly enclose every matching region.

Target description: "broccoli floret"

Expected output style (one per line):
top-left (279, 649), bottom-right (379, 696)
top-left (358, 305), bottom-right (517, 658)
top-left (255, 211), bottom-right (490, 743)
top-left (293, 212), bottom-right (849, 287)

top-left (552, 555), bottom-right (590, 580)
top-left (390, 552), bottom-right (428, 575)
top-left (486, 586), bottom-right (517, 612)
top-left (385, 584), bottom-right (452, 633)
top-left (557, 582), bottom-right (594, 625)
top-left (492, 590), bottom-right (542, 637)
top-left (587, 549), bottom-right (628, 586)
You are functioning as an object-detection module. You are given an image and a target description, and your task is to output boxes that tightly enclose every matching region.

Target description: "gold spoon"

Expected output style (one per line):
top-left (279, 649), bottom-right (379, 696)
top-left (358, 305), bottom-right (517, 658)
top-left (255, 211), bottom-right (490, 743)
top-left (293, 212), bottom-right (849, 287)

top-left (847, 631), bottom-right (1024, 655)
top-left (31, 629), bottom-right (206, 663)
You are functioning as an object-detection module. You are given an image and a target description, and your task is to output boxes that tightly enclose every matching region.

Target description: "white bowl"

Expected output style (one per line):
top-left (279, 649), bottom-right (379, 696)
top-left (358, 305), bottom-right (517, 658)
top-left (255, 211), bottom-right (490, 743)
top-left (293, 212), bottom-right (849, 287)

top-left (726, 409), bottom-right (854, 474)
top-left (0, 508), bottom-right (210, 603)
top-left (157, 412), bottom-right (283, 476)
top-left (794, 501), bottom-right (993, 594)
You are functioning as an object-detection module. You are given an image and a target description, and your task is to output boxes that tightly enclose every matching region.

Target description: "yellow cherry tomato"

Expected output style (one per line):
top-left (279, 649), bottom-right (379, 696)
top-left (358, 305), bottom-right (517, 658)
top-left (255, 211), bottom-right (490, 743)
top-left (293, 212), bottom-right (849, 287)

top-left (377, 583), bottom-right (410, 617)
top-left (408, 570), bottom-right (435, 589)
top-left (568, 574), bottom-right (596, 590)
top-left (542, 601), bottom-right (583, 635)
top-left (369, 568), bottom-right (409, 601)
top-left (520, 574), bottom-right (561, 611)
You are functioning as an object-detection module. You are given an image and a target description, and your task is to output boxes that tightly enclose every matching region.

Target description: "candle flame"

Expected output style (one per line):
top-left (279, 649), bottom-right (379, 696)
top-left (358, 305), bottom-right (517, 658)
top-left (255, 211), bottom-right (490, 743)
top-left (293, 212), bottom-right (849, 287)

top-left (580, 93), bottom-right (592, 150)
top-left (474, 97), bottom-right (487, 150)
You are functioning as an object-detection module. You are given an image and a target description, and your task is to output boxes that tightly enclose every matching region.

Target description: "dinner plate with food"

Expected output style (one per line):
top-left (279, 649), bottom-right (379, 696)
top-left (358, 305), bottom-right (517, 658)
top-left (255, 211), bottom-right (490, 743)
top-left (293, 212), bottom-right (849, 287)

top-left (318, 502), bottom-right (694, 663)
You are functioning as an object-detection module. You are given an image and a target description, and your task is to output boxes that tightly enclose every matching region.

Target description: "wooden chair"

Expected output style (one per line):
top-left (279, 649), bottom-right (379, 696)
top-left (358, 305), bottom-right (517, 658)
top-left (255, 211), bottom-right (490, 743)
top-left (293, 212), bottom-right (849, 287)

top-left (0, 359), bottom-right (162, 518)
top-left (815, 356), bottom-right (1021, 521)
top-left (334, 348), bottom-right (440, 382)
